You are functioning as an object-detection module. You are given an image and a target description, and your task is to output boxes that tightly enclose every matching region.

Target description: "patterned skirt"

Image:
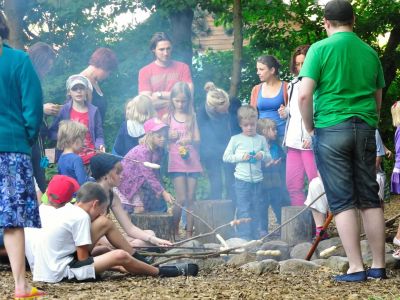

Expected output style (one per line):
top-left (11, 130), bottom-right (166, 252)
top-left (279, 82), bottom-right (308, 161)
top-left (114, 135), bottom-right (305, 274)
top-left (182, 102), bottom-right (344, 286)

top-left (0, 153), bottom-right (41, 228)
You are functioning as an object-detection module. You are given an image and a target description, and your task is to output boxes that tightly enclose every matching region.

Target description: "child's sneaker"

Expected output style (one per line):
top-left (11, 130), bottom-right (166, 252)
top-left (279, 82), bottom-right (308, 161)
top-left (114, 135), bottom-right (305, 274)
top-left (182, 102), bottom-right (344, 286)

top-left (159, 263), bottom-right (199, 277)
top-left (315, 226), bottom-right (329, 240)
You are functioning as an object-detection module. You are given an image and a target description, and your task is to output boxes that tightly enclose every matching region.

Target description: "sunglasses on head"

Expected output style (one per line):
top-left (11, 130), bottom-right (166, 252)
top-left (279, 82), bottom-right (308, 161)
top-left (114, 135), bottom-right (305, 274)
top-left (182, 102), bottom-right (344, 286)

top-left (71, 84), bottom-right (86, 91)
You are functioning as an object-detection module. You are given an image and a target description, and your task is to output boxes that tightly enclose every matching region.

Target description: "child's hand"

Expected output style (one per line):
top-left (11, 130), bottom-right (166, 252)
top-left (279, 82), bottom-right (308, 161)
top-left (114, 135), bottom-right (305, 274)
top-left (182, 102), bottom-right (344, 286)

top-left (278, 104), bottom-right (287, 119)
top-left (385, 148), bottom-right (393, 159)
top-left (169, 130), bottom-right (179, 140)
top-left (265, 158), bottom-right (282, 167)
top-left (242, 153), bottom-right (250, 161)
top-left (162, 191), bottom-right (175, 204)
top-left (99, 145), bottom-right (106, 153)
top-left (255, 151), bottom-right (263, 161)
top-left (302, 139), bottom-right (312, 149)
top-left (179, 137), bottom-right (191, 146)
top-left (150, 236), bottom-right (173, 247)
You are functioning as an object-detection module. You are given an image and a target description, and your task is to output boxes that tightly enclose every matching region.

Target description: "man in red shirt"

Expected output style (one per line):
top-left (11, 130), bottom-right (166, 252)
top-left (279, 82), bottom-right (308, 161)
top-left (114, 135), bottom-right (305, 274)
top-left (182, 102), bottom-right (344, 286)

top-left (138, 32), bottom-right (193, 117)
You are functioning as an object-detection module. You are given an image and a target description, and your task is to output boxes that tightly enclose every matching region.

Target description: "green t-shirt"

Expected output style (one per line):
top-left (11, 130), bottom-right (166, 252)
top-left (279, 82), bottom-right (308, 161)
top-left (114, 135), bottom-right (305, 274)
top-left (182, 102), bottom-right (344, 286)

top-left (299, 32), bottom-right (385, 128)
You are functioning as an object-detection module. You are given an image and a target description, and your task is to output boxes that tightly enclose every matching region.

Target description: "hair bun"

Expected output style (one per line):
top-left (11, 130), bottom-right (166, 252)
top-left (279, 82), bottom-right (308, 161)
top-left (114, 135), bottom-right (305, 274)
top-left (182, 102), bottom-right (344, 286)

top-left (204, 82), bottom-right (216, 92)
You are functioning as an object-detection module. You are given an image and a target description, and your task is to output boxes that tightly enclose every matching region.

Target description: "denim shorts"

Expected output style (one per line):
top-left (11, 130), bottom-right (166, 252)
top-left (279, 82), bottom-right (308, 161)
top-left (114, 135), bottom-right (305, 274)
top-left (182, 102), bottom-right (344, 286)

top-left (312, 117), bottom-right (380, 214)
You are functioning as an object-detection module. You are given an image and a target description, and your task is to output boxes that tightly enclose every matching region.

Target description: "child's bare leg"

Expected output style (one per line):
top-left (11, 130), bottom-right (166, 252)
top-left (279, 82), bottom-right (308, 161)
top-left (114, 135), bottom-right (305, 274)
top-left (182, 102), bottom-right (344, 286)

top-left (311, 209), bottom-right (326, 227)
top-left (172, 176), bottom-right (187, 236)
top-left (186, 176), bottom-right (197, 238)
top-left (93, 249), bottom-right (159, 275)
top-left (91, 215), bottom-right (133, 254)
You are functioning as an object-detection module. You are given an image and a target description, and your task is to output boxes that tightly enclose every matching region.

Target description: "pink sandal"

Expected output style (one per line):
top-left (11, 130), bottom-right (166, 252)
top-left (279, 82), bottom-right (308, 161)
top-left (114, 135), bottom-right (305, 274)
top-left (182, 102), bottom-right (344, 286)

top-left (392, 248), bottom-right (400, 260)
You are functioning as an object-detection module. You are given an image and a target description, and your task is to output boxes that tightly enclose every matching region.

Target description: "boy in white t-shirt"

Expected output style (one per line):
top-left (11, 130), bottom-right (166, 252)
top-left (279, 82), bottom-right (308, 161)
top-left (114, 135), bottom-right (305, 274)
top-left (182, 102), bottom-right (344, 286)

top-left (33, 182), bottom-right (198, 283)
top-left (25, 175), bottom-right (80, 271)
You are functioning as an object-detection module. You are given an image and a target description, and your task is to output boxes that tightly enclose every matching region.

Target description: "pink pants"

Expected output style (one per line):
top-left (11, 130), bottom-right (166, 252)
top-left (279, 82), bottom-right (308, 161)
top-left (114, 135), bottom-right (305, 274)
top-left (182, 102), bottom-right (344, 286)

top-left (286, 147), bottom-right (318, 206)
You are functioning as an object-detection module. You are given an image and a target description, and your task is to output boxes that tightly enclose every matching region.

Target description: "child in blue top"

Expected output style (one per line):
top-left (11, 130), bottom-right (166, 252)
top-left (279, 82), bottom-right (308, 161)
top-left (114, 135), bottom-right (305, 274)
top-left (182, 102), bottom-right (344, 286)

top-left (257, 118), bottom-right (285, 236)
top-left (57, 120), bottom-right (90, 185)
top-left (223, 105), bottom-right (271, 240)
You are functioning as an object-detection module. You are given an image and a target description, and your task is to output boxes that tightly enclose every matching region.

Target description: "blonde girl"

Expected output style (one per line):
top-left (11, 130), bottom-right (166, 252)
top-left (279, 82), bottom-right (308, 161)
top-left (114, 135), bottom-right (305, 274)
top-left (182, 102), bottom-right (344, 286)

top-left (57, 120), bottom-right (90, 185)
top-left (116, 118), bottom-right (175, 214)
top-left (112, 94), bottom-right (156, 156)
top-left (163, 82), bottom-right (203, 238)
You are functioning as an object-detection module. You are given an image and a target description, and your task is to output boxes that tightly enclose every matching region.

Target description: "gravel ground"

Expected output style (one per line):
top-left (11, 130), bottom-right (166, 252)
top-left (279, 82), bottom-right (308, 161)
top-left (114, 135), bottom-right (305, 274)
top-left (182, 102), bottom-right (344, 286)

top-left (2, 197), bottom-right (400, 299)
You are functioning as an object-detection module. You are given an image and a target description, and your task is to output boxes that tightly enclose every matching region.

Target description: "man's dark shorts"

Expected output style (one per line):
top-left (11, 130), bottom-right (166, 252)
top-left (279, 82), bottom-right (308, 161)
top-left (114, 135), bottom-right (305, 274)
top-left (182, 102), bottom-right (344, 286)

top-left (312, 117), bottom-right (380, 214)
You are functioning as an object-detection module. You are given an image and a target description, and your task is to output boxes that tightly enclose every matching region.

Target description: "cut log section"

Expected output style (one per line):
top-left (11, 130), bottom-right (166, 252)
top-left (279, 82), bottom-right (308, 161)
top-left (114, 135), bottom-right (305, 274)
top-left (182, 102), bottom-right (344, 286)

top-left (281, 206), bottom-right (313, 246)
top-left (193, 200), bottom-right (235, 243)
top-left (131, 212), bottom-right (174, 241)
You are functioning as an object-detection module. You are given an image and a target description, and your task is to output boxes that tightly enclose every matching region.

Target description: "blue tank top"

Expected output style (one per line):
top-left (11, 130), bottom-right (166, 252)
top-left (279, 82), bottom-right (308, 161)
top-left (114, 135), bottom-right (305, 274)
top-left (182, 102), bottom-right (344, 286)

top-left (257, 83), bottom-right (286, 138)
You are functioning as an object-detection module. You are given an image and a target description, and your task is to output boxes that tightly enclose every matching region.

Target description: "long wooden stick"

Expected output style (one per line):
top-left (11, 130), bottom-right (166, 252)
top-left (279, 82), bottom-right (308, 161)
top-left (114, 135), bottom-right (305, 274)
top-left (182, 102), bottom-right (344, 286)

top-left (172, 218), bottom-right (251, 246)
top-left (305, 213), bottom-right (333, 260)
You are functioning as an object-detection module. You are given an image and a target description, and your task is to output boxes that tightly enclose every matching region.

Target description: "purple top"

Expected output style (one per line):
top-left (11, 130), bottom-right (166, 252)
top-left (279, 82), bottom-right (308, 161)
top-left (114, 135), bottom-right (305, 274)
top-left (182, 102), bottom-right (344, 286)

top-left (395, 127), bottom-right (400, 169)
top-left (117, 144), bottom-right (164, 205)
top-left (48, 100), bottom-right (105, 149)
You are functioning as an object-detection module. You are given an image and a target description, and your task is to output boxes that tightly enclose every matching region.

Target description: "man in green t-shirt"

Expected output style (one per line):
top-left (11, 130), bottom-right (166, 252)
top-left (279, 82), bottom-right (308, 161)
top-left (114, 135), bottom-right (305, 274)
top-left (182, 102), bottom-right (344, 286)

top-left (298, 0), bottom-right (386, 282)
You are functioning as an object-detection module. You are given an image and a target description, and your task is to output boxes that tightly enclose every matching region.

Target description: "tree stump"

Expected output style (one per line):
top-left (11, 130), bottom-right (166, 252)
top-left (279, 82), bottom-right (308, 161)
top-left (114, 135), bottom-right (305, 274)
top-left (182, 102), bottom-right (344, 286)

top-left (281, 206), bottom-right (313, 246)
top-left (131, 212), bottom-right (174, 241)
top-left (193, 200), bottom-right (235, 243)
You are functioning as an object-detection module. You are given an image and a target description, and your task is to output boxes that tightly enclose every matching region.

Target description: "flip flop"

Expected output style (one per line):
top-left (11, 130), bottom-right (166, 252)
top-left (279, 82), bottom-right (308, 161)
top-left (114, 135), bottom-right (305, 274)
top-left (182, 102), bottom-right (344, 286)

top-left (392, 248), bottom-right (400, 260)
top-left (14, 287), bottom-right (46, 299)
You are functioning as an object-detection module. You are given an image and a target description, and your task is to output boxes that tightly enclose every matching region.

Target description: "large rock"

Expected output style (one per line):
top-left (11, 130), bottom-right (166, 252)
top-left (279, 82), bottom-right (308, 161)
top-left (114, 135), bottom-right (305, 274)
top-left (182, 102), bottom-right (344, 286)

top-left (312, 259), bottom-right (328, 266)
top-left (227, 252), bottom-right (256, 267)
top-left (360, 239), bottom-right (371, 260)
top-left (258, 240), bottom-right (290, 261)
top-left (317, 237), bottom-right (346, 258)
top-left (325, 256), bottom-right (349, 273)
top-left (240, 259), bottom-right (280, 275)
top-left (386, 253), bottom-right (400, 269)
top-left (279, 259), bottom-right (319, 274)
top-left (180, 240), bottom-right (203, 249)
top-left (364, 253), bottom-right (400, 269)
top-left (290, 242), bottom-right (317, 260)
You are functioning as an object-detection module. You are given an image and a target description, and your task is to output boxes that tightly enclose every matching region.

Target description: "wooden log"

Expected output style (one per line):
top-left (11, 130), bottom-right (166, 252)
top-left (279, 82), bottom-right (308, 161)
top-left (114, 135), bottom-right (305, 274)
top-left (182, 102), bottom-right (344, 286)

top-left (131, 212), bottom-right (174, 241)
top-left (193, 200), bottom-right (235, 243)
top-left (281, 206), bottom-right (313, 246)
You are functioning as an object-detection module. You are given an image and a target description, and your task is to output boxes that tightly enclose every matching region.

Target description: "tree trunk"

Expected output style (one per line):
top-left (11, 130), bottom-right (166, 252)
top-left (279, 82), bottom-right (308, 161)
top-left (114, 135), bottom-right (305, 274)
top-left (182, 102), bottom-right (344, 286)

top-left (3, 0), bottom-right (29, 49)
top-left (381, 23), bottom-right (400, 99)
top-left (229, 0), bottom-right (243, 98)
top-left (169, 7), bottom-right (194, 67)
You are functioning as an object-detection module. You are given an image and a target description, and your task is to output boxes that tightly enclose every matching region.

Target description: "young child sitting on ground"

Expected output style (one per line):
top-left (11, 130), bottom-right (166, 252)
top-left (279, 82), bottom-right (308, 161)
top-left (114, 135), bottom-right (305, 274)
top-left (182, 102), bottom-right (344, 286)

top-left (112, 95), bottom-right (156, 157)
top-left (25, 175), bottom-right (81, 271)
top-left (90, 153), bottom-right (173, 248)
top-left (57, 120), bottom-right (91, 185)
top-left (32, 182), bottom-right (198, 283)
top-left (257, 118), bottom-right (285, 236)
top-left (115, 117), bottom-right (175, 214)
top-left (223, 105), bottom-right (270, 240)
